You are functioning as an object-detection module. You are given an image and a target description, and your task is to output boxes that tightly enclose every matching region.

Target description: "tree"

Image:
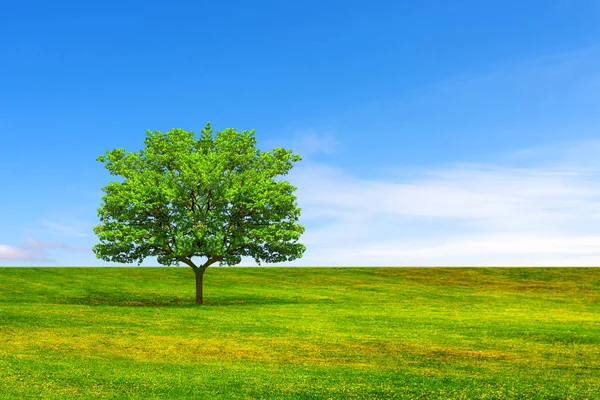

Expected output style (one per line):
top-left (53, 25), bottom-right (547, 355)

top-left (93, 123), bottom-right (306, 304)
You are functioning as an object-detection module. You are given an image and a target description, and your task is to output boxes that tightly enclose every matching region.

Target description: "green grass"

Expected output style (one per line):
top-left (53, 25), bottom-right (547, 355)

top-left (1, 267), bottom-right (599, 399)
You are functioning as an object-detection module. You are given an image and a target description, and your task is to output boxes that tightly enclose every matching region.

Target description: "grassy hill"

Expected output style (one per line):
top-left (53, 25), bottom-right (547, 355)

top-left (1, 267), bottom-right (599, 399)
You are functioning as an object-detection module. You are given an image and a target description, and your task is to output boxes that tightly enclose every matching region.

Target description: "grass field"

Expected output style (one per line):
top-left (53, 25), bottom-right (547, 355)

top-left (0, 267), bottom-right (599, 399)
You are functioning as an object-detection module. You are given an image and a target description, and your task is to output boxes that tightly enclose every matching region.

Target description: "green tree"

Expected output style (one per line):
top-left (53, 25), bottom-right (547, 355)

top-left (93, 123), bottom-right (305, 304)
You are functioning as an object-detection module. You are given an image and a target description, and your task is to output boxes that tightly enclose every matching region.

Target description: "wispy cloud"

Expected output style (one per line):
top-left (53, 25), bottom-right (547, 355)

top-left (254, 45), bottom-right (600, 267)
top-left (290, 130), bottom-right (341, 156)
top-left (19, 215), bottom-right (93, 239)
top-left (0, 237), bottom-right (92, 264)
top-left (0, 244), bottom-right (47, 262)
top-left (39, 220), bottom-right (91, 237)
top-left (12, 142), bottom-right (599, 267)
top-left (261, 129), bottom-right (342, 159)
top-left (272, 141), bottom-right (600, 266)
top-left (341, 45), bottom-right (600, 175)
top-left (24, 237), bottom-right (93, 253)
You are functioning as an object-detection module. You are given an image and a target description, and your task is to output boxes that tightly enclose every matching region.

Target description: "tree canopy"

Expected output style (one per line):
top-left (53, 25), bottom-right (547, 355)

top-left (93, 123), bottom-right (305, 303)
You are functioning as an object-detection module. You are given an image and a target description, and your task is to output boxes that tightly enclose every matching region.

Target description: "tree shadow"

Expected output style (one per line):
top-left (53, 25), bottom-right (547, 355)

top-left (51, 293), bottom-right (311, 307)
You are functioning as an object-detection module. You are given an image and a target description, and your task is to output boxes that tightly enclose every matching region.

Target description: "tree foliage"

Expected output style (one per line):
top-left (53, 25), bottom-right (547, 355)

top-left (93, 123), bottom-right (305, 302)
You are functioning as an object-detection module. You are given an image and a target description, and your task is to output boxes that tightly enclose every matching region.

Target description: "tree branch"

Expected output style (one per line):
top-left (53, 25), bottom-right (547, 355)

top-left (177, 256), bottom-right (198, 271)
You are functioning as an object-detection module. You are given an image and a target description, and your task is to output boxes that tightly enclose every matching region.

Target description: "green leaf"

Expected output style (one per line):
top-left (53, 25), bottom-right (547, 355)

top-left (94, 124), bottom-right (306, 270)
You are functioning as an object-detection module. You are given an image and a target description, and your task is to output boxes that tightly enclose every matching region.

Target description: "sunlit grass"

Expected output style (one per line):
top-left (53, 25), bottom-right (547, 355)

top-left (1, 267), bottom-right (599, 399)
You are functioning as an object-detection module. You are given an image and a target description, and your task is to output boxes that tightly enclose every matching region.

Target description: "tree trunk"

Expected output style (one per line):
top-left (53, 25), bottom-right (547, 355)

top-left (195, 268), bottom-right (205, 305)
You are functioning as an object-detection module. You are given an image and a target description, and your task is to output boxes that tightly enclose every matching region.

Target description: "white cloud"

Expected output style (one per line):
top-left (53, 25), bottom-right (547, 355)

top-left (260, 129), bottom-right (342, 159)
top-left (359, 234), bottom-right (600, 266)
top-left (9, 140), bottom-right (599, 267)
top-left (290, 130), bottom-right (341, 156)
top-left (0, 237), bottom-right (93, 265)
top-left (0, 244), bottom-right (46, 261)
top-left (39, 220), bottom-right (91, 237)
top-left (24, 237), bottom-right (93, 253)
top-left (19, 217), bottom-right (92, 238)
top-left (268, 144), bottom-right (600, 266)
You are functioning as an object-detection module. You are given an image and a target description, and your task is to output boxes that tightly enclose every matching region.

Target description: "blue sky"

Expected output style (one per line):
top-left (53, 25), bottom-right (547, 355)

top-left (2, 0), bottom-right (600, 266)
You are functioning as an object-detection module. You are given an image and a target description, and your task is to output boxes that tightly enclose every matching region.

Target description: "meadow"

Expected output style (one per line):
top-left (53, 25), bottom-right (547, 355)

top-left (0, 267), bottom-right (599, 399)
